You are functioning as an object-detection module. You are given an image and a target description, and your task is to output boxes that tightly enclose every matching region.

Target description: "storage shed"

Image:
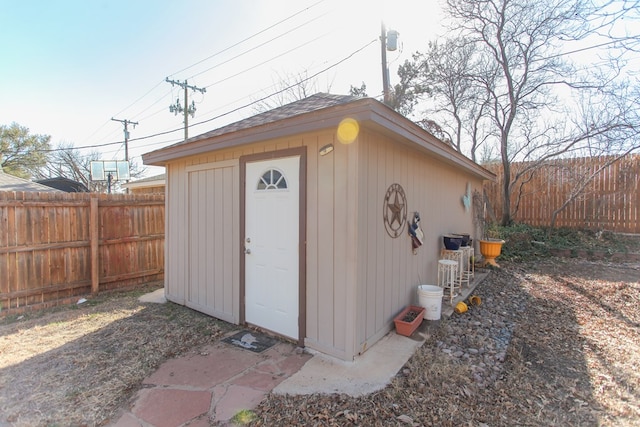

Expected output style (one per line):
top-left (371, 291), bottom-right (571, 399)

top-left (143, 93), bottom-right (494, 361)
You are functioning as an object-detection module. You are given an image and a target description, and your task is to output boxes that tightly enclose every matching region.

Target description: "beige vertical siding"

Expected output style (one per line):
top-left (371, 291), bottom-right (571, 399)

top-left (184, 160), bottom-right (238, 323)
top-left (303, 131), bottom-right (356, 359)
top-left (163, 126), bottom-right (483, 361)
top-left (163, 131), bottom-right (356, 359)
top-left (165, 162), bottom-right (186, 304)
top-left (165, 159), bottom-right (239, 324)
top-left (354, 129), bottom-right (483, 355)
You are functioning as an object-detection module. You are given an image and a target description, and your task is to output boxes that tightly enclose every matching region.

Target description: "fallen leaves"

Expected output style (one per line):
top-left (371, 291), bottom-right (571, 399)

top-left (0, 258), bottom-right (638, 426)
top-left (251, 258), bottom-right (640, 426)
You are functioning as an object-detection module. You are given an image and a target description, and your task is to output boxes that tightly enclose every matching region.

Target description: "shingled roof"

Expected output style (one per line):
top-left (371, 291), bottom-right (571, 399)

top-left (0, 171), bottom-right (60, 192)
top-left (182, 93), bottom-right (360, 145)
top-left (143, 92), bottom-right (495, 181)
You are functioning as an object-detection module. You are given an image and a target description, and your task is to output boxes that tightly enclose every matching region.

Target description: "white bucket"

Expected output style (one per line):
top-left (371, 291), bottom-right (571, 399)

top-left (417, 285), bottom-right (443, 320)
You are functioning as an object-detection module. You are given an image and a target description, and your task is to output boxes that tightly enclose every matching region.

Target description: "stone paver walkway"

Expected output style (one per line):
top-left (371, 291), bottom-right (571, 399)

top-left (110, 338), bottom-right (311, 426)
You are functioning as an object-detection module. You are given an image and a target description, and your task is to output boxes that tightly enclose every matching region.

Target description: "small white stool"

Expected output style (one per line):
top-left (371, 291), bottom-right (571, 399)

top-left (461, 246), bottom-right (474, 283)
top-left (438, 259), bottom-right (459, 305)
top-left (441, 249), bottom-right (469, 288)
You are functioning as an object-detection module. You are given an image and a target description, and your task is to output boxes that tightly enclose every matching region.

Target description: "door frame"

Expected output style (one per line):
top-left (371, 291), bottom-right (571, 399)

top-left (239, 147), bottom-right (307, 346)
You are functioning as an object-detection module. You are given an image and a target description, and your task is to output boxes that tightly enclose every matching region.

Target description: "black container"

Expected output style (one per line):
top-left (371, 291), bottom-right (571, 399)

top-left (443, 235), bottom-right (463, 250)
top-left (453, 233), bottom-right (471, 247)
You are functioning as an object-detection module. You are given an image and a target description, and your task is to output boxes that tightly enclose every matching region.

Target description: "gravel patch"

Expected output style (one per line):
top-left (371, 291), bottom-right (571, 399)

top-left (251, 258), bottom-right (640, 426)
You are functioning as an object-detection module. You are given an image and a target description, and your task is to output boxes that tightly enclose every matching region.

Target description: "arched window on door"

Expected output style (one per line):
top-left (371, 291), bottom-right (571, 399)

top-left (256, 168), bottom-right (288, 190)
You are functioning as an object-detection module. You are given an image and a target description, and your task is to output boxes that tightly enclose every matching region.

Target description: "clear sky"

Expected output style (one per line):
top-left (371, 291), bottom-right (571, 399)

top-left (0, 0), bottom-right (443, 177)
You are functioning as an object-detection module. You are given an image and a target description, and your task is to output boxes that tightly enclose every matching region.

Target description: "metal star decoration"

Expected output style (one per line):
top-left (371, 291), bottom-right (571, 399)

top-left (383, 184), bottom-right (407, 238)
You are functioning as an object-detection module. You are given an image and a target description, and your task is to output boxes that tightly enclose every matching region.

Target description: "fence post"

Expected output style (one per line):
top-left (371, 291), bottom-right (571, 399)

top-left (90, 194), bottom-right (99, 294)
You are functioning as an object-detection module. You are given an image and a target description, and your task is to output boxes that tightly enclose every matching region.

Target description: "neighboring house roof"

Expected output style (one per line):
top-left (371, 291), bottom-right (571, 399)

top-left (0, 171), bottom-right (60, 192)
top-left (36, 177), bottom-right (89, 192)
top-left (143, 93), bottom-right (495, 181)
top-left (121, 173), bottom-right (166, 190)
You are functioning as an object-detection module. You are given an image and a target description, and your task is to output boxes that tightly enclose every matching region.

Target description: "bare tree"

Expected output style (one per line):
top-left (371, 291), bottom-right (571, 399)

top-left (35, 144), bottom-right (145, 193)
top-left (397, 0), bottom-right (639, 225)
top-left (547, 153), bottom-right (633, 228)
top-left (252, 69), bottom-right (334, 112)
top-left (395, 39), bottom-right (497, 162)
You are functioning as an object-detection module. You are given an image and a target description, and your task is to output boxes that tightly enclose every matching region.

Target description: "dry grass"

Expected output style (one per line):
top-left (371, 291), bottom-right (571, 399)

top-left (0, 285), bottom-right (231, 426)
top-left (1, 258), bottom-right (638, 426)
top-left (252, 258), bottom-right (640, 426)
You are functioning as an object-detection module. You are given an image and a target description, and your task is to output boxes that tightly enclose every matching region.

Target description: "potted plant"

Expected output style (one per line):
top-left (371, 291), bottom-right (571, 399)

top-left (393, 305), bottom-right (426, 336)
top-left (478, 238), bottom-right (505, 267)
top-left (472, 190), bottom-right (505, 267)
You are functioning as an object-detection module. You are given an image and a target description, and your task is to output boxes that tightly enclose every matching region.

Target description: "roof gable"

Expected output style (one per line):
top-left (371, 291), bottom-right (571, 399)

top-left (171, 93), bottom-right (359, 147)
top-left (143, 93), bottom-right (494, 181)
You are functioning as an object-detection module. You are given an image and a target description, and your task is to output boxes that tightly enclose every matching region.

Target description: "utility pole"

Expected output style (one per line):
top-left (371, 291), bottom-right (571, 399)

top-left (380, 22), bottom-right (399, 106)
top-left (111, 118), bottom-right (138, 165)
top-left (381, 21), bottom-right (390, 105)
top-left (165, 78), bottom-right (207, 141)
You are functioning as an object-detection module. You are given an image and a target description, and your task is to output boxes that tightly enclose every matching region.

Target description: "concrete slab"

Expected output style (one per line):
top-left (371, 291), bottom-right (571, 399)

top-left (232, 369), bottom-right (287, 391)
top-left (112, 273), bottom-right (491, 426)
top-left (274, 272), bottom-right (489, 397)
top-left (138, 288), bottom-right (166, 304)
top-left (110, 413), bottom-right (143, 427)
top-left (273, 327), bottom-right (429, 397)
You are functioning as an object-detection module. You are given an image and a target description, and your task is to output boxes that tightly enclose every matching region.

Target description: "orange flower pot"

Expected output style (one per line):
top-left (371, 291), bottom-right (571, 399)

top-left (479, 239), bottom-right (505, 267)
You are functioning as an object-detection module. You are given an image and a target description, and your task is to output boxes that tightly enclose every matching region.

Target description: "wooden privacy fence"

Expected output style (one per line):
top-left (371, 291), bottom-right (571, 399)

top-left (0, 191), bottom-right (164, 315)
top-left (484, 154), bottom-right (640, 233)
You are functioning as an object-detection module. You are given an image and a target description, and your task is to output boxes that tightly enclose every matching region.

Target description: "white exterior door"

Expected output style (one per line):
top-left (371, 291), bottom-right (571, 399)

top-left (245, 156), bottom-right (299, 339)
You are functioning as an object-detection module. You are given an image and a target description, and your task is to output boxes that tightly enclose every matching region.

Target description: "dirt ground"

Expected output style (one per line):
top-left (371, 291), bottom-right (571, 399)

top-left (0, 287), bottom-right (232, 426)
top-left (1, 257), bottom-right (639, 426)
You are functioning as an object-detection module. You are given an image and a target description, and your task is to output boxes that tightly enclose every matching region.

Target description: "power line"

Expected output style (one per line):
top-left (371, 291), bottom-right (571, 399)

top-left (170, 0), bottom-right (326, 78)
top-left (539, 36), bottom-right (639, 61)
top-left (165, 78), bottom-right (207, 141)
top-left (204, 32), bottom-right (330, 90)
top-left (188, 38), bottom-right (378, 129)
top-left (75, 0), bottom-right (326, 154)
top-left (38, 140), bottom-right (126, 153)
top-left (122, 88), bottom-right (173, 123)
top-left (188, 12), bottom-right (329, 81)
top-left (111, 80), bottom-right (166, 119)
top-left (101, 136), bottom-right (183, 156)
top-left (136, 39), bottom-right (377, 144)
top-left (37, 39), bottom-right (377, 155)
top-left (110, 118), bottom-right (138, 166)
top-left (73, 2), bottom-right (326, 152)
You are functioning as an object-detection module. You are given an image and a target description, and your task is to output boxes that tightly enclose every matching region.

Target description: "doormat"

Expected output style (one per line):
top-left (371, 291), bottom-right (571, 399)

top-left (222, 330), bottom-right (278, 353)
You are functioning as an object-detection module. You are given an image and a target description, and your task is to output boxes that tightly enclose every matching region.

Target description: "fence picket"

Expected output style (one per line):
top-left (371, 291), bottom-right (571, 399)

top-left (484, 154), bottom-right (639, 233)
top-left (0, 192), bottom-right (164, 315)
